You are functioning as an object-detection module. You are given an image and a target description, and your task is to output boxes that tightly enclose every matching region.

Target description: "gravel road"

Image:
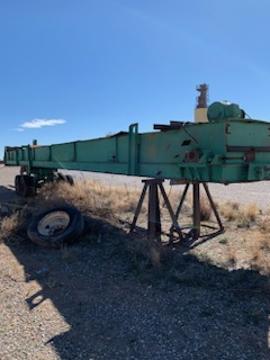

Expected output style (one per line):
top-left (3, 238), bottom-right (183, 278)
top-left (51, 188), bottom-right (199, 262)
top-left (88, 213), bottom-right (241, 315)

top-left (1, 225), bottom-right (270, 360)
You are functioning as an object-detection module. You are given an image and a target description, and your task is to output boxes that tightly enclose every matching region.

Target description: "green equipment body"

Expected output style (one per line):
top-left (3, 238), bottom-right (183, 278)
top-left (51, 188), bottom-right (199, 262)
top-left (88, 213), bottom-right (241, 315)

top-left (4, 113), bottom-right (270, 184)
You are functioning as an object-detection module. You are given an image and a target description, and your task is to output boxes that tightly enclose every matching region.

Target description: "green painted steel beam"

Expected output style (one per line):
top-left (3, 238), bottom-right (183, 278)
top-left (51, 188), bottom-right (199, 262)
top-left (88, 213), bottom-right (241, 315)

top-left (5, 118), bottom-right (270, 184)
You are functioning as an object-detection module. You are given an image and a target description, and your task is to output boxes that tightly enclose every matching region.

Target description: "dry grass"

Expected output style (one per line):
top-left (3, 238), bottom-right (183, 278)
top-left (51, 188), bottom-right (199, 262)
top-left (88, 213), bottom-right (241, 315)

top-left (238, 232), bottom-right (270, 274)
top-left (220, 201), bottom-right (240, 222)
top-left (173, 196), bottom-right (270, 275)
top-left (220, 201), bottom-right (260, 227)
top-left (244, 203), bottom-right (260, 222)
top-left (200, 196), bottom-right (212, 221)
top-left (38, 180), bottom-right (143, 221)
top-left (0, 180), bottom-right (144, 245)
top-left (258, 216), bottom-right (270, 233)
top-left (0, 212), bottom-right (22, 242)
top-left (193, 229), bottom-right (270, 275)
top-left (1, 179), bottom-right (270, 274)
top-left (35, 182), bottom-right (270, 274)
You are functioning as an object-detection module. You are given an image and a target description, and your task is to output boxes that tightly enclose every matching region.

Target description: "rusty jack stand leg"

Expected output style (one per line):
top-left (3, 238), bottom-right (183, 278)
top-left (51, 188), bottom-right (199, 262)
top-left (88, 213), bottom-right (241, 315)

top-left (174, 182), bottom-right (224, 241)
top-left (130, 179), bottom-right (182, 241)
top-left (148, 182), bottom-right (161, 240)
top-left (203, 183), bottom-right (224, 235)
top-left (193, 183), bottom-right (200, 240)
top-left (175, 184), bottom-right (190, 220)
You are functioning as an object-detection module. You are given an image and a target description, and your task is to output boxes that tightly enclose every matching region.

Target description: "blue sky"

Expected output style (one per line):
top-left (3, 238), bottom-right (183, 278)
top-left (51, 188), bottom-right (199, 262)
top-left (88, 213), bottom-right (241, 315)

top-left (1, 0), bottom-right (270, 157)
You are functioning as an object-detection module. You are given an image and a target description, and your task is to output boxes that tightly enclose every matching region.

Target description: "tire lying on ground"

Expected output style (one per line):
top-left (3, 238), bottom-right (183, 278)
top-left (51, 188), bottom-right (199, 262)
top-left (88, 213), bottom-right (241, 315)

top-left (27, 206), bottom-right (84, 248)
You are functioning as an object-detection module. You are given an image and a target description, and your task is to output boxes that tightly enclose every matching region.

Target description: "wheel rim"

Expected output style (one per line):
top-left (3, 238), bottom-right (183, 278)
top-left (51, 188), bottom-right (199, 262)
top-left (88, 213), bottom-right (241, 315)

top-left (37, 211), bottom-right (70, 237)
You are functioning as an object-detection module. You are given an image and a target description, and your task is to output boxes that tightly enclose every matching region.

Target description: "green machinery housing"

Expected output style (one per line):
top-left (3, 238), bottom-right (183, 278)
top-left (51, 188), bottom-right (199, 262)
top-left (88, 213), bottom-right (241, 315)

top-left (4, 101), bottom-right (270, 241)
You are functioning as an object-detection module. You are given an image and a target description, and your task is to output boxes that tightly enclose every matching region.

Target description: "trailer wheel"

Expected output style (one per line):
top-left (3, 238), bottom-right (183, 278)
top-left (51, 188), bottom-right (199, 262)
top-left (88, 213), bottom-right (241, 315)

top-left (27, 206), bottom-right (84, 248)
top-left (15, 175), bottom-right (36, 197)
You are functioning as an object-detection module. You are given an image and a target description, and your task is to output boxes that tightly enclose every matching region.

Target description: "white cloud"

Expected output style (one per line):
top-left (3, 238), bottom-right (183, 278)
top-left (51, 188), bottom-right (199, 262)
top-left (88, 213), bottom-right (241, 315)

top-left (18, 118), bottom-right (66, 130)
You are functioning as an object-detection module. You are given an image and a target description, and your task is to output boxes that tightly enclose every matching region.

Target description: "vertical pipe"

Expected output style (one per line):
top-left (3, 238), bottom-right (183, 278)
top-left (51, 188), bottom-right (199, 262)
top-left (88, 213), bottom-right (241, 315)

top-left (148, 183), bottom-right (161, 240)
top-left (193, 183), bottom-right (200, 239)
top-left (27, 145), bottom-right (32, 175)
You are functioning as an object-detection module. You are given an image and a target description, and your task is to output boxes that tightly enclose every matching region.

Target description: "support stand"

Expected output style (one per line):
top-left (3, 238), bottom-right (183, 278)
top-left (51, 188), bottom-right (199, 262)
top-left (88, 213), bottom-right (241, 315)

top-left (174, 182), bottom-right (224, 241)
top-left (130, 179), bottom-right (182, 240)
top-left (130, 180), bottom-right (224, 244)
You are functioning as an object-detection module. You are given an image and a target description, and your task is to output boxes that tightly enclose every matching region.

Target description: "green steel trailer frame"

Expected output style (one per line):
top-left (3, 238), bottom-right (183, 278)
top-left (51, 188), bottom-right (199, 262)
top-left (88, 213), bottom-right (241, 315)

top-left (4, 117), bottom-right (270, 241)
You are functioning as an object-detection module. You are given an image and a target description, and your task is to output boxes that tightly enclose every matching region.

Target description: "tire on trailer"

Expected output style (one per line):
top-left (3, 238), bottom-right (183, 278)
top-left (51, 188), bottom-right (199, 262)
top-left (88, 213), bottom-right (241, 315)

top-left (27, 206), bottom-right (84, 248)
top-left (15, 175), bottom-right (36, 197)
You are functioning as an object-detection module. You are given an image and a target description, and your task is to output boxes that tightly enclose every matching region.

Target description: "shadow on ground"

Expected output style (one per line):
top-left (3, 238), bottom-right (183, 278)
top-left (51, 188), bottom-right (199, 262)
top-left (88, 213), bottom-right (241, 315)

top-left (1, 186), bottom-right (270, 360)
top-left (0, 185), bottom-right (26, 213)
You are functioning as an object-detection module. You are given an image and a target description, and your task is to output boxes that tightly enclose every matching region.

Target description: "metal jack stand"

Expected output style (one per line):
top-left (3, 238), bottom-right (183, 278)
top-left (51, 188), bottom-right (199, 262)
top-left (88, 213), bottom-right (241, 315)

top-left (174, 182), bottom-right (224, 241)
top-left (130, 179), bottom-right (182, 240)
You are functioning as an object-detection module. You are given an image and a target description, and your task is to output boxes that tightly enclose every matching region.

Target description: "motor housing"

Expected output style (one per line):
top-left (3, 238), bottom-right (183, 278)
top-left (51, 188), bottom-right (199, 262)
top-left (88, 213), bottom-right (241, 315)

top-left (207, 101), bottom-right (245, 122)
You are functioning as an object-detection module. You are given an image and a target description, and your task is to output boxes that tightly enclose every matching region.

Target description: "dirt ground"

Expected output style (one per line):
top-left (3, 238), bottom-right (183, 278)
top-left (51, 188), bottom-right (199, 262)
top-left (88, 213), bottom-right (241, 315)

top-left (0, 166), bottom-right (270, 360)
